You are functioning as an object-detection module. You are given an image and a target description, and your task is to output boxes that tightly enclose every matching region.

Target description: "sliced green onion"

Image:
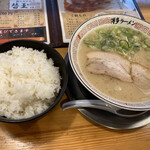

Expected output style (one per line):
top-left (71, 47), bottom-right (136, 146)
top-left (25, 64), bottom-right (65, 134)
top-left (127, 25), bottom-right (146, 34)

top-left (101, 40), bottom-right (106, 46)
top-left (144, 40), bottom-right (150, 48)
top-left (119, 40), bottom-right (129, 50)
top-left (108, 41), bottom-right (116, 48)
top-left (101, 46), bottom-right (108, 51)
top-left (133, 43), bottom-right (140, 48)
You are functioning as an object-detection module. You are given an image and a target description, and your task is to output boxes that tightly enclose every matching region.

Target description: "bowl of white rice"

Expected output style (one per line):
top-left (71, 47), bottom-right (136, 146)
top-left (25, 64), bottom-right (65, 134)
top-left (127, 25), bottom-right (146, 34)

top-left (0, 40), bottom-right (68, 122)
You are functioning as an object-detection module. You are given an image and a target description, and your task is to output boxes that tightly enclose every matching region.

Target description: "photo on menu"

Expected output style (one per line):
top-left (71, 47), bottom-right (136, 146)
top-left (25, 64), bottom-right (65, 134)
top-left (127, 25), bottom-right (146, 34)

top-left (57, 0), bottom-right (142, 44)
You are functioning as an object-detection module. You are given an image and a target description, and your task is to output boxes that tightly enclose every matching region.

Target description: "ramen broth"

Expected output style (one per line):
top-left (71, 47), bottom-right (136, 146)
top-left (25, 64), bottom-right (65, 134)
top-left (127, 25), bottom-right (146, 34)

top-left (78, 25), bottom-right (150, 102)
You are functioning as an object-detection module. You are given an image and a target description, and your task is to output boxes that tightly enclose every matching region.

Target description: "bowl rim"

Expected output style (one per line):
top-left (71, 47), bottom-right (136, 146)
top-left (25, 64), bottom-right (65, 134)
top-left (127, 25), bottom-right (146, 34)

top-left (68, 14), bottom-right (150, 111)
top-left (0, 39), bottom-right (68, 123)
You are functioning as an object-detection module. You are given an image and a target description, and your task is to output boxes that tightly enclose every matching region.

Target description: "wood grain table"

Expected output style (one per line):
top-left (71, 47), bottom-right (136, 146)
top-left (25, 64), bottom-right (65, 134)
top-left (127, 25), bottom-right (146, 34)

top-left (1, 1), bottom-right (150, 150)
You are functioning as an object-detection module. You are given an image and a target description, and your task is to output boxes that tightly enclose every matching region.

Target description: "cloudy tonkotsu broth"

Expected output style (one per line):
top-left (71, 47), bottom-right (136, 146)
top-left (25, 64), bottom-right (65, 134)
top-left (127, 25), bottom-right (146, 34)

top-left (78, 25), bottom-right (150, 102)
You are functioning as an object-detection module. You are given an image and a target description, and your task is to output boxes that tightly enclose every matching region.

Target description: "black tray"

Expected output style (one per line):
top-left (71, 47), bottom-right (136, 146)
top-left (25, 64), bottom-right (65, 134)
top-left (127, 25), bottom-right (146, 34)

top-left (64, 53), bottom-right (150, 130)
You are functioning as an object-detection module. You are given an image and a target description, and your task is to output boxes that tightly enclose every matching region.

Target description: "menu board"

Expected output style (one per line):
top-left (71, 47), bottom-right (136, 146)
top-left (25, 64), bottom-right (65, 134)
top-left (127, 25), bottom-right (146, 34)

top-left (57, 0), bottom-right (143, 44)
top-left (0, 0), bottom-right (50, 44)
top-left (0, 0), bottom-right (142, 47)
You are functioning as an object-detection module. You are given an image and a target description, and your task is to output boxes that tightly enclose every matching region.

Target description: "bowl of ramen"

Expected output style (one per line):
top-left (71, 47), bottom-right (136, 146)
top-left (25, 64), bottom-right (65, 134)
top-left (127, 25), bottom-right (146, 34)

top-left (68, 14), bottom-right (150, 111)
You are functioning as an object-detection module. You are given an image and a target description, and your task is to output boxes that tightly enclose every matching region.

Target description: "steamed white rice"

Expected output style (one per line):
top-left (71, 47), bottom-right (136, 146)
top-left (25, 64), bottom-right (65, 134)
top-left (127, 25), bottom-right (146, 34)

top-left (0, 46), bottom-right (61, 119)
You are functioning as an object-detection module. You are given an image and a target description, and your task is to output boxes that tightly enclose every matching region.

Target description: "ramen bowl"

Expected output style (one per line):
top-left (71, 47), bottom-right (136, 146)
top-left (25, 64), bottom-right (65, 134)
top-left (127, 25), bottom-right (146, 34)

top-left (68, 14), bottom-right (150, 111)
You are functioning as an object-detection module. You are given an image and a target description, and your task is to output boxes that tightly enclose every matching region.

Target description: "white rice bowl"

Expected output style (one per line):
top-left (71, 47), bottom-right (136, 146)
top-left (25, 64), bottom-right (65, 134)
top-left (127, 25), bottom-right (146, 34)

top-left (0, 46), bottom-right (61, 119)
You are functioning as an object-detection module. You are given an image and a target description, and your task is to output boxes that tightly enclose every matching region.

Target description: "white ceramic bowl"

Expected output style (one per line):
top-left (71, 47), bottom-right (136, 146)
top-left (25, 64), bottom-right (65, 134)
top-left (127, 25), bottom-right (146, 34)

top-left (68, 14), bottom-right (150, 111)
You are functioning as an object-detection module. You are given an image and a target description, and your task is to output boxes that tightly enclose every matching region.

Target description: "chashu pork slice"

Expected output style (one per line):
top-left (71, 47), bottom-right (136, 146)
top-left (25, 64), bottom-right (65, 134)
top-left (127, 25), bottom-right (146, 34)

top-left (131, 63), bottom-right (150, 89)
top-left (86, 51), bottom-right (132, 82)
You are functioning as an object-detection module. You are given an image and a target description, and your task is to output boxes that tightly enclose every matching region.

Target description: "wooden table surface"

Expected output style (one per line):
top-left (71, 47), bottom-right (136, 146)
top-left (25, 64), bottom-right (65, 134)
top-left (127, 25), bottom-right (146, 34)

top-left (1, 1), bottom-right (150, 150)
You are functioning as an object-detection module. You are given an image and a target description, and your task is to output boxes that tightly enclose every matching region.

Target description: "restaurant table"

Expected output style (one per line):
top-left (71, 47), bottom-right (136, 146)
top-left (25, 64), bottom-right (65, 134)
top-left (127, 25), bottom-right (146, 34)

top-left (1, 1), bottom-right (150, 150)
